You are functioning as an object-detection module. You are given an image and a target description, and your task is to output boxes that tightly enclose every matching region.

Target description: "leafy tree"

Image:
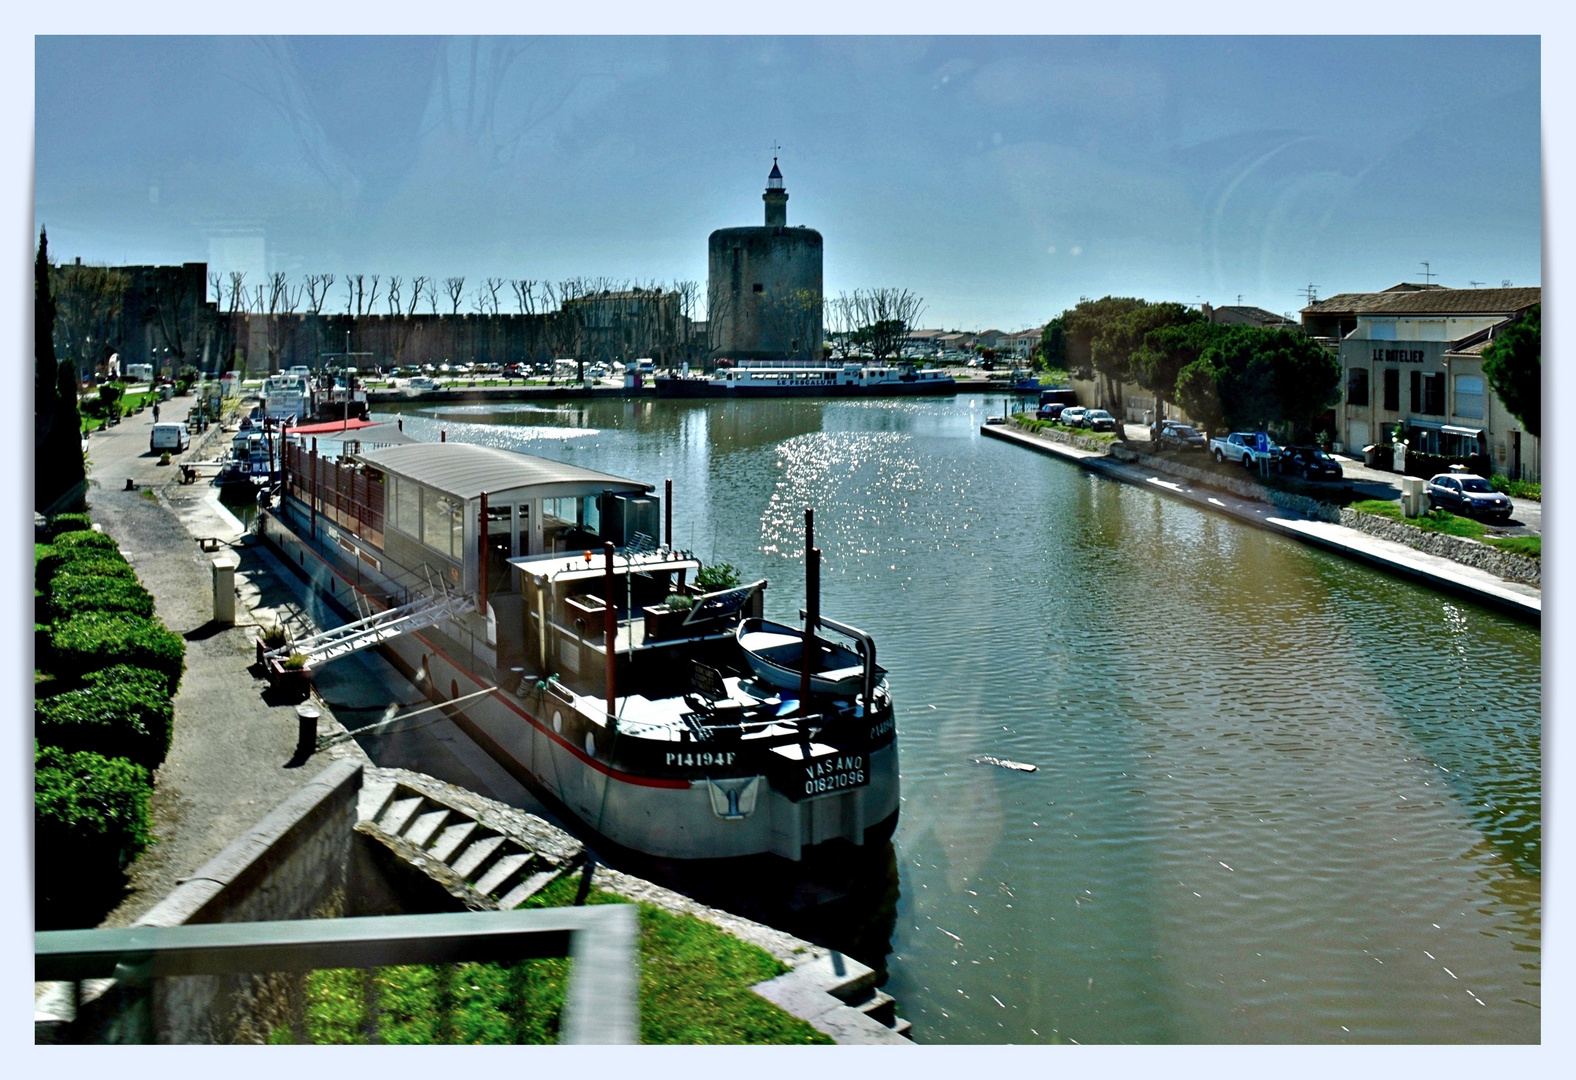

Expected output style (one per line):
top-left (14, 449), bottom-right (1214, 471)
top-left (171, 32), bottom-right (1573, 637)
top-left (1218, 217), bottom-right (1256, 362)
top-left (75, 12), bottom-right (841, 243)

top-left (1061, 297), bottom-right (1201, 434)
top-left (1134, 320), bottom-right (1228, 431)
top-left (1176, 326), bottom-right (1340, 436)
top-left (1035, 315), bottom-right (1066, 373)
top-left (1480, 303), bottom-right (1539, 439)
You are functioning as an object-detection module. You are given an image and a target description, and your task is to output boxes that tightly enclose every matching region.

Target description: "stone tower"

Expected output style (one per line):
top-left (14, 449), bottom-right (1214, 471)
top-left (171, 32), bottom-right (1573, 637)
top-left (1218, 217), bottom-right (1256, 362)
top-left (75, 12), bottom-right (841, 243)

top-left (707, 159), bottom-right (824, 365)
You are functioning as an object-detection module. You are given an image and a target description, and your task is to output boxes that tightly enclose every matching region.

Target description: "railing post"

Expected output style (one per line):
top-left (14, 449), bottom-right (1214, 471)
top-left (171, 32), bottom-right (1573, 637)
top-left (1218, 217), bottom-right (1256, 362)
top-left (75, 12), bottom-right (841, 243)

top-left (478, 491), bottom-right (489, 616)
top-left (561, 904), bottom-right (639, 1044)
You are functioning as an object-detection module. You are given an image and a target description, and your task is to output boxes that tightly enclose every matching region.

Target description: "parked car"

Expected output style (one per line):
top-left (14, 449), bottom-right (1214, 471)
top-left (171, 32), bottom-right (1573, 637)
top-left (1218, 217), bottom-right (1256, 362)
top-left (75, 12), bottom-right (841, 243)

top-left (150, 421), bottom-right (189, 453)
top-left (1037, 402), bottom-right (1066, 421)
top-left (1426, 473), bottom-right (1512, 521)
top-left (1281, 445), bottom-right (1344, 481)
top-left (1157, 422), bottom-right (1206, 452)
top-left (1081, 408), bottom-right (1117, 432)
top-left (1059, 406), bottom-right (1087, 428)
top-left (1210, 431), bottom-right (1281, 469)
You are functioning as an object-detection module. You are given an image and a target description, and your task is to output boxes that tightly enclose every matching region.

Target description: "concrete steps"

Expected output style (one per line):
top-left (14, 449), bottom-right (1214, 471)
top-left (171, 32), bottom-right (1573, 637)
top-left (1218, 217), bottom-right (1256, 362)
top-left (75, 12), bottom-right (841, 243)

top-left (362, 779), bottom-right (577, 909)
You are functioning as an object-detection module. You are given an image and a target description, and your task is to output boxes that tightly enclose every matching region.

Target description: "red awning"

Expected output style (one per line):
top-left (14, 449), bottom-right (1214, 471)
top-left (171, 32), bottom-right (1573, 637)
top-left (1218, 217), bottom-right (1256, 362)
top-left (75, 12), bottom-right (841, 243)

top-left (284, 417), bottom-right (379, 435)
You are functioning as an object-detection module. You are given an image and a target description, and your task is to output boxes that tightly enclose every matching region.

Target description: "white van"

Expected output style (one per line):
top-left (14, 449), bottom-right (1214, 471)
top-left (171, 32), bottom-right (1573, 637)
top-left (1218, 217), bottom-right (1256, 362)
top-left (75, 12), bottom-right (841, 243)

top-left (150, 422), bottom-right (189, 453)
top-left (287, 365), bottom-right (312, 380)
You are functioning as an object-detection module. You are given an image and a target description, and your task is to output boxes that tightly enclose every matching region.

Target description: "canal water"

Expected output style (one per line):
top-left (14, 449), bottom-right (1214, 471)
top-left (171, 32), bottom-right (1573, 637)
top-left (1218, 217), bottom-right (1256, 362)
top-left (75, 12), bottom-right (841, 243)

top-left (367, 394), bottom-right (1540, 1044)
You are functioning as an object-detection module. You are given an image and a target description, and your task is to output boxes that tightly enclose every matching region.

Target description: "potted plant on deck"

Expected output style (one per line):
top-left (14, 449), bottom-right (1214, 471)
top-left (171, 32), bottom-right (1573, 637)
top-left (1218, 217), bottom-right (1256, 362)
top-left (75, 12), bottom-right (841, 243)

top-left (642, 592), bottom-right (694, 642)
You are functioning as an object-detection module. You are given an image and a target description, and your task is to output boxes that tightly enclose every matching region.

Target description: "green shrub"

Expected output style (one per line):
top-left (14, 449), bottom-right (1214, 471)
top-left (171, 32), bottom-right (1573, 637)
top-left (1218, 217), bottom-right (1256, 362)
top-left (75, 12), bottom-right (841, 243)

top-left (35, 743), bottom-right (151, 924)
top-left (36, 675), bottom-right (174, 768)
top-left (50, 573), bottom-right (156, 621)
top-left (51, 528), bottom-right (119, 554)
top-left (36, 551), bottom-right (136, 594)
top-left (1490, 475), bottom-right (1541, 501)
top-left (696, 562), bottom-right (741, 591)
top-left (46, 512), bottom-right (93, 539)
top-left (51, 613), bottom-right (186, 694)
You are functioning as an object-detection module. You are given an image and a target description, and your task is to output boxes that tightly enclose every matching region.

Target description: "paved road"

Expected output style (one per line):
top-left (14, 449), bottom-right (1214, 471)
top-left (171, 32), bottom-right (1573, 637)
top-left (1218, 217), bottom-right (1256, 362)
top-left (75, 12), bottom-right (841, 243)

top-left (1112, 422), bottom-right (1540, 536)
top-left (77, 406), bottom-right (366, 927)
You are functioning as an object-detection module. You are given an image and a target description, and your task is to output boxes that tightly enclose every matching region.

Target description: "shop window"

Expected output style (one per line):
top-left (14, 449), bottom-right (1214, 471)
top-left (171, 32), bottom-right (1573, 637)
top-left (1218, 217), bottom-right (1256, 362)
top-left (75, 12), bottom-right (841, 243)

top-left (1383, 368), bottom-right (1399, 412)
top-left (1346, 368), bottom-right (1369, 406)
top-left (1421, 373), bottom-right (1445, 416)
top-left (1454, 375), bottom-right (1484, 419)
top-left (1410, 370), bottom-right (1421, 413)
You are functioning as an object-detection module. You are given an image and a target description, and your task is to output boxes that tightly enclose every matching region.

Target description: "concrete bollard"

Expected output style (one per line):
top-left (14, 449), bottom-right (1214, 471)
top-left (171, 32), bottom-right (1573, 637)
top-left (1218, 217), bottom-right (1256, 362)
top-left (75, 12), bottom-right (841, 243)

top-left (1400, 476), bottom-right (1427, 518)
top-left (211, 554), bottom-right (238, 625)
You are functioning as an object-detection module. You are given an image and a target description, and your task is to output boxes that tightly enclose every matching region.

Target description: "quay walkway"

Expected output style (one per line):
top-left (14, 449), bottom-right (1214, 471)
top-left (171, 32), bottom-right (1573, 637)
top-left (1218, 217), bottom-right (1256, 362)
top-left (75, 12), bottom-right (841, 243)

top-left (982, 423), bottom-right (1540, 623)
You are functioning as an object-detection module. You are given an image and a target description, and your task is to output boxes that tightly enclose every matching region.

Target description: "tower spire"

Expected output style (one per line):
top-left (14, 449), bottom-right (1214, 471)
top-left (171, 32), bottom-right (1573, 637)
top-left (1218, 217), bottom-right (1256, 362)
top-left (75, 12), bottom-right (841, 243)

top-left (764, 157), bottom-right (788, 227)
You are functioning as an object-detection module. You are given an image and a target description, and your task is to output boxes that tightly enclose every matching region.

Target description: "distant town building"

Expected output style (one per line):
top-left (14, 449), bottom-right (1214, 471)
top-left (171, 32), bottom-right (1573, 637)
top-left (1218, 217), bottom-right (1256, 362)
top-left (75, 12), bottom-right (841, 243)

top-left (1301, 284), bottom-right (1541, 480)
top-left (707, 159), bottom-right (824, 365)
top-left (1201, 303), bottom-right (1296, 329)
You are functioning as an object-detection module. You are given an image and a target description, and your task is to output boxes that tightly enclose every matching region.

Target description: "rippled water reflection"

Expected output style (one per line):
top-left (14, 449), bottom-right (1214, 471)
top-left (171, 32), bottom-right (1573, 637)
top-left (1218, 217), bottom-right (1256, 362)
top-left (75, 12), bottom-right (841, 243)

top-left (380, 395), bottom-right (1540, 1043)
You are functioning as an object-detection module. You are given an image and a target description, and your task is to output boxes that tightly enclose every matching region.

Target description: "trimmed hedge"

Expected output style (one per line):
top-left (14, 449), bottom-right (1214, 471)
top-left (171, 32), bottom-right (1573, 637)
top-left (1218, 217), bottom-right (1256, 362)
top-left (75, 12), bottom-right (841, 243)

top-left (50, 573), bottom-right (155, 621)
top-left (50, 613), bottom-right (186, 694)
top-left (46, 512), bottom-right (93, 539)
top-left (36, 672), bottom-right (174, 768)
top-left (36, 549), bottom-right (134, 593)
top-left (51, 528), bottom-right (120, 554)
top-left (35, 742), bottom-right (151, 888)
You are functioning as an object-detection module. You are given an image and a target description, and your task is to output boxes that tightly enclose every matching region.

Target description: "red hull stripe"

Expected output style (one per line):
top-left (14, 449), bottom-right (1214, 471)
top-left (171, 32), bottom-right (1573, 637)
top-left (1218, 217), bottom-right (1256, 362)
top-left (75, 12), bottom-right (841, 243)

top-left (270, 509), bottom-right (690, 791)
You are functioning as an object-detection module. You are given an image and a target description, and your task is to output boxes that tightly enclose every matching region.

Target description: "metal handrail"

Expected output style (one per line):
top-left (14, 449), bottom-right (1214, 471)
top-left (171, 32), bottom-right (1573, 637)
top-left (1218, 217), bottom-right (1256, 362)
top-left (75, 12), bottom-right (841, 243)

top-left (36, 905), bottom-right (639, 1045)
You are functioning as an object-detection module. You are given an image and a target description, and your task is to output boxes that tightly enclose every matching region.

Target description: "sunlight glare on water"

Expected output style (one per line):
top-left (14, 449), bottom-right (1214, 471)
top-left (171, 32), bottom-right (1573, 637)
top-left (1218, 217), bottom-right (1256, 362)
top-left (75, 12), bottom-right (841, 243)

top-left (378, 394), bottom-right (1540, 1044)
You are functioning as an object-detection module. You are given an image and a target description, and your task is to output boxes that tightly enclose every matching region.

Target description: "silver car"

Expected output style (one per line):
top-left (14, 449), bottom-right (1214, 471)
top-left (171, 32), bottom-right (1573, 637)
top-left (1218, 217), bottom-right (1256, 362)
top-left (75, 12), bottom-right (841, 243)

top-left (1059, 406), bottom-right (1087, 427)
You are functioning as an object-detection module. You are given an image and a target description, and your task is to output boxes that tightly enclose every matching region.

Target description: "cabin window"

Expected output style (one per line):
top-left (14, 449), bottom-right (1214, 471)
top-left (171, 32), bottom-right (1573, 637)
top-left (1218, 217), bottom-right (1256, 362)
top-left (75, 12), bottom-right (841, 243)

top-left (391, 476), bottom-right (421, 539)
top-left (543, 496), bottom-right (600, 553)
top-left (423, 491), bottom-right (465, 559)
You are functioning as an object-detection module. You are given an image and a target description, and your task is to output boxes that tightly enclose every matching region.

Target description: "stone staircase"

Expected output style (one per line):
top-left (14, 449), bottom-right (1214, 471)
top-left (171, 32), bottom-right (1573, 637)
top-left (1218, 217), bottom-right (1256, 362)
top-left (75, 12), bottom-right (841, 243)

top-left (357, 769), bottom-right (584, 911)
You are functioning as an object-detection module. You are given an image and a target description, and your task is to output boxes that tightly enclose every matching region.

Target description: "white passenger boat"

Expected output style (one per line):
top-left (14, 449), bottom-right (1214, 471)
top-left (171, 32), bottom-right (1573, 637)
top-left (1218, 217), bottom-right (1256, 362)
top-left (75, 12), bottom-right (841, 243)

top-left (657, 360), bottom-right (955, 398)
top-left (258, 439), bottom-right (899, 861)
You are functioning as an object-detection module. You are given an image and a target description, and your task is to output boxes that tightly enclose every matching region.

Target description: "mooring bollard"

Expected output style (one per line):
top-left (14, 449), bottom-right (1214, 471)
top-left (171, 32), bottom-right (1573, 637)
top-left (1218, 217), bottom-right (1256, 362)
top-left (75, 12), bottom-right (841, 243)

top-left (295, 702), bottom-right (321, 758)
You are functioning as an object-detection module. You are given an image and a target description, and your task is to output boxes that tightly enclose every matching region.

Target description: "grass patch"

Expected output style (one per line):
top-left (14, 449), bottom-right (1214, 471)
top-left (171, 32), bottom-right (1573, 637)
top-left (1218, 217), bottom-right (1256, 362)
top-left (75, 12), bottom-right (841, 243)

top-left (1012, 414), bottom-right (1118, 444)
top-left (1491, 475), bottom-right (1540, 501)
top-left (278, 868), bottom-right (830, 1044)
top-left (1485, 534), bottom-right (1540, 559)
top-left (1349, 499), bottom-right (1490, 540)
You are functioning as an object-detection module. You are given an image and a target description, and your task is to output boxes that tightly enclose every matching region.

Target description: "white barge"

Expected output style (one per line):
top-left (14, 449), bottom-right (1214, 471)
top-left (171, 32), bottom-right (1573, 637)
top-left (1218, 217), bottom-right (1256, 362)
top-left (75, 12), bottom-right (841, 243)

top-left (259, 438), bottom-right (899, 862)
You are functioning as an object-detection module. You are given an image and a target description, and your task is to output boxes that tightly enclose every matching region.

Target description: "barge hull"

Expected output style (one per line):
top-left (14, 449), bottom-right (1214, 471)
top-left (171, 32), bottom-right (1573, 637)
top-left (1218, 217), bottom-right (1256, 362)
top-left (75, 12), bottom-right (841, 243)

top-left (258, 506), bottom-right (901, 862)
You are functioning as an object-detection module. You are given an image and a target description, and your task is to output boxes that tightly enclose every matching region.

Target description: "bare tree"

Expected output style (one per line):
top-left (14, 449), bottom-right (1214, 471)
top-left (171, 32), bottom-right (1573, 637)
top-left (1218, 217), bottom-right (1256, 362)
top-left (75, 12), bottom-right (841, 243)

top-left (263, 271), bottom-right (290, 374)
top-left (425, 278), bottom-right (440, 316)
top-left (761, 287), bottom-right (823, 364)
top-left (408, 276), bottom-right (429, 317)
top-left (364, 274), bottom-right (381, 316)
top-left (445, 277), bottom-right (466, 315)
top-left (511, 278), bottom-right (538, 315)
top-left (825, 292), bottom-right (857, 359)
top-left (484, 277), bottom-right (504, 316)
top-left (387, 276), bottom-right (403, 315)
top-left (149, 269), bottom-right (206, 379)
top-left (305, 273), bottom-right (334, 315)
top-left (850, 287), bottom-right (924, 362)
top-left (51, 263), bottom-right (129, 375)
top-left (209, 270), bottom-right (224, 307)
top-left (345, 275), bottom-right (358, 315)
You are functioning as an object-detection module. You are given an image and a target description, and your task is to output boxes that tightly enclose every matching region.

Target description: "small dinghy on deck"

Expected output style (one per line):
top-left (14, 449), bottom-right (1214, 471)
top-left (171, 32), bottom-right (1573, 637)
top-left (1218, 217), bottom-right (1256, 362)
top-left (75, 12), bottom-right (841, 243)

top-left (736, 617), bottom-right (885, 699)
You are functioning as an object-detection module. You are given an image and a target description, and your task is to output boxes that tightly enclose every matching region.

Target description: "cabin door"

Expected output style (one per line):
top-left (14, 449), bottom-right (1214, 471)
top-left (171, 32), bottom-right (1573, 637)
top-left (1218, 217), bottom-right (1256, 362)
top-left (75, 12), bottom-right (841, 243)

top-left (485, 503), bottom-right (514, 594)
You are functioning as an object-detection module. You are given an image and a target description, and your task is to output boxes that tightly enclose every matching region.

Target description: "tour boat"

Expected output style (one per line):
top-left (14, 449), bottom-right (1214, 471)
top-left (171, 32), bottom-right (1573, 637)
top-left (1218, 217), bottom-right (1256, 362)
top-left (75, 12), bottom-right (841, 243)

top-left (656, 360), bottom-right (955, 398)
top-left (257, 438), bottom-right (899, 862)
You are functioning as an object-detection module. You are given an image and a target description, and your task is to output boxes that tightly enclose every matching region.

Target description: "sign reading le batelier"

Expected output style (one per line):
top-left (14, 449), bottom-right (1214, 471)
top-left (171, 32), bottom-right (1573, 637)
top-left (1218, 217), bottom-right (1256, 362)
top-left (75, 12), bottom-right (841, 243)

top-left (1371, 348), bottom-right (1427, 363)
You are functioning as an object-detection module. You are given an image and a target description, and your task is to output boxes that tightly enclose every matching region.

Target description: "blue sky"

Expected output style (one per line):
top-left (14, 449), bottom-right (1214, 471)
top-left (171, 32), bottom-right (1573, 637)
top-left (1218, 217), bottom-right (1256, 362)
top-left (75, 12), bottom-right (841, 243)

top-left (34, 35), bottom-right (1541, 330)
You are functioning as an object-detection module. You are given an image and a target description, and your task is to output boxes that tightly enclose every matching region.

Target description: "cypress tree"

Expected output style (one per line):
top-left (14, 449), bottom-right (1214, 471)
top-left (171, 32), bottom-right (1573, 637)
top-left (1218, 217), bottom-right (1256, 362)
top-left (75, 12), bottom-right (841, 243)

top-left (35, 227), bottom-right (85, 512)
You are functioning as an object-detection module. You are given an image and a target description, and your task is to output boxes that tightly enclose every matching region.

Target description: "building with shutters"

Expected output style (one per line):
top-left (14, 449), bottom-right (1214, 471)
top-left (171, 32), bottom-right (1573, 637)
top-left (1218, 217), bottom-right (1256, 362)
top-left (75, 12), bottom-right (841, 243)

top-left (1300, 284), bottom-right (1540, 481)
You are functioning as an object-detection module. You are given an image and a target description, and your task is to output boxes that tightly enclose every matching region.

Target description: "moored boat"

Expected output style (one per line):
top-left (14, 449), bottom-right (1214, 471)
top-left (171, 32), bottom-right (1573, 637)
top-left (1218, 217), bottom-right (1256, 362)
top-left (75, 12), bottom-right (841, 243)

top-left (257, 438), bottom-right (899, 862)
top-left (656, 360), bottom-right (954, 398)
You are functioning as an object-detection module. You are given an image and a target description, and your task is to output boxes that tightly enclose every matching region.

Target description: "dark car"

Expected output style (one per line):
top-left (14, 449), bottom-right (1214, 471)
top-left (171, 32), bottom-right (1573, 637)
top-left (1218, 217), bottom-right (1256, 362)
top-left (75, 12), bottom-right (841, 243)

top-left (1037, 402), bottom-right (1066, 421)
top-left (1281, 445), bottom-right (1344, 481)
top-left (1157, 422), bottom-right (1206, 452)
top-left (1426, 473), bottom-right (1512, 521)
top-left (1081, 408), bottom-right (1117, 432)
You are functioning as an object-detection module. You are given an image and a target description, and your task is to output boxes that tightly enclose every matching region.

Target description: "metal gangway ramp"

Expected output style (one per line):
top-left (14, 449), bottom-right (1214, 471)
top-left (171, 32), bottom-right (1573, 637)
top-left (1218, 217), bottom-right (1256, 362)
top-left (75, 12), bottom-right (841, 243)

top-left (267, 590), bottom-right (472, 668)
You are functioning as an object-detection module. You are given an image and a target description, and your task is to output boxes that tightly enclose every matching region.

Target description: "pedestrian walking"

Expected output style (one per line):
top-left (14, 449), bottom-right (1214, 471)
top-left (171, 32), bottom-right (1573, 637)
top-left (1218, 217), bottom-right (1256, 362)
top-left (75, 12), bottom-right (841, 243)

top-left (153, 402), bottom-right (161, 422)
